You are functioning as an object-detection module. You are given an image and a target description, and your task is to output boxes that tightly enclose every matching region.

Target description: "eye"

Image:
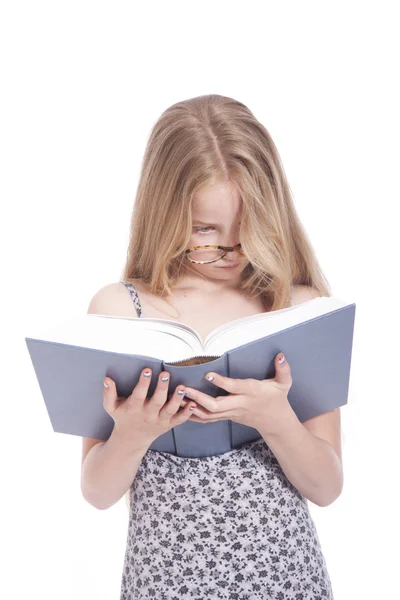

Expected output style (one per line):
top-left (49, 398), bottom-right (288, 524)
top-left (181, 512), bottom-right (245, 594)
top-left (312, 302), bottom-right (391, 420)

top-left (194, 226), bottom-right (215, 234)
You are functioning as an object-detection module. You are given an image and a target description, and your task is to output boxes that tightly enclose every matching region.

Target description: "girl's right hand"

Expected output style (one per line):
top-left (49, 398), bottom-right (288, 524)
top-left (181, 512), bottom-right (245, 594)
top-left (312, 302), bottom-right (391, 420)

top-left (102, 368), bottom-right (196, 446)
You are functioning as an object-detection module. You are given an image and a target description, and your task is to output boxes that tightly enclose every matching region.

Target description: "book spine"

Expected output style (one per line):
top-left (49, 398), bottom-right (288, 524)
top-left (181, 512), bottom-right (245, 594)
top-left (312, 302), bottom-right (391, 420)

top-left (162, 354), bottom-right (229, 397)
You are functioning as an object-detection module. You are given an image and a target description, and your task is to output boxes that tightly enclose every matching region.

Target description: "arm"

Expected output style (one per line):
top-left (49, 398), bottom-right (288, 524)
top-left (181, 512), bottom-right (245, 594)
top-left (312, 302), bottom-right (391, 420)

top-left (82, 282), bottom-right (150, 510)
top-left (81, 428), bottom-right (151, 510)
top-left (258, 401), bottom-right (344, 507)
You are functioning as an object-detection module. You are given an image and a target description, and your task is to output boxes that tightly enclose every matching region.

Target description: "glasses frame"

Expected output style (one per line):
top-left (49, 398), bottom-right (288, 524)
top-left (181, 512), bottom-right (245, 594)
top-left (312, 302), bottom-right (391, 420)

top-left (184, 242), bottom-right (243, 264)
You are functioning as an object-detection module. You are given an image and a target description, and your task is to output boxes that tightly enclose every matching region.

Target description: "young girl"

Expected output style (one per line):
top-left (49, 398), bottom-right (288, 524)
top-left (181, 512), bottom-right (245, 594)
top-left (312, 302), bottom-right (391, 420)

top-left (81, 94), bottom-right (341, 599)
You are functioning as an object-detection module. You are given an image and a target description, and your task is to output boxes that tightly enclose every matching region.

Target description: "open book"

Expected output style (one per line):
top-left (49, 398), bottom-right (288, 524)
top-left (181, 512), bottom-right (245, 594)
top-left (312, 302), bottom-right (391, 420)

top-left (25, 295), bottom-right (356, 457)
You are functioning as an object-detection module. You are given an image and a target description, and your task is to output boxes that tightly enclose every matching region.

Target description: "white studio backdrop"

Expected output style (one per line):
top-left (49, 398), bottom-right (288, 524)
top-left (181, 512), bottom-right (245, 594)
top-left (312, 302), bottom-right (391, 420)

top-left (1, 1), bottom-right (398, 599)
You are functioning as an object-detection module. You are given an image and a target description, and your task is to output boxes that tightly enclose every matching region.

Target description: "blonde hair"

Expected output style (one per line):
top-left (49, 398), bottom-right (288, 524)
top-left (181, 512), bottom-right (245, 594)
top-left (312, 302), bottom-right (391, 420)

top-left (120, 94), bottom-right (332, 509)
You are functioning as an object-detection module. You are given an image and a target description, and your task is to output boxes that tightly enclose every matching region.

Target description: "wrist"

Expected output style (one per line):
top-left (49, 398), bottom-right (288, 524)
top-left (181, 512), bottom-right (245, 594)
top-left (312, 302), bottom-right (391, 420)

top-left (257, 398), bottom-right (298, 438)
top-left (112, 426), bottom-right (153, 454)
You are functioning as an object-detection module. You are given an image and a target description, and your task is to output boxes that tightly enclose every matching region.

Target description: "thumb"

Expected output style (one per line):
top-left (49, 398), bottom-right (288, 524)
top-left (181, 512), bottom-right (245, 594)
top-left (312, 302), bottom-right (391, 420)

top-left (274, 353), bottom-right (292, 385)
top-left (103, 377), bottom-right (118, 414)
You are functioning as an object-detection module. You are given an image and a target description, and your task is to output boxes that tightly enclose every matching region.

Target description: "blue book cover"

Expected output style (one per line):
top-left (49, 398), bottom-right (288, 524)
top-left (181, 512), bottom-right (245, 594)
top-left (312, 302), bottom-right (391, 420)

top-left (24, 295), bottom-right (356, 457)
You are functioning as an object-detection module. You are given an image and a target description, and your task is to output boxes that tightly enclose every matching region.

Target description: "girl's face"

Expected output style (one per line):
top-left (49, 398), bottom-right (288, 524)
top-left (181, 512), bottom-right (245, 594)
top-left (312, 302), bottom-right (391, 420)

top-left (185, 181), bottom-right (249, 282)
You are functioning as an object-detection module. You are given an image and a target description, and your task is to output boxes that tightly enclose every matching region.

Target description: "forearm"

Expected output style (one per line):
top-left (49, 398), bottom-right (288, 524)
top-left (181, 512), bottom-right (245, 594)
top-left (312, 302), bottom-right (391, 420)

top-left (259, 402), bottom-right (343, 507)
top-left (81, 428), bottom-right (151, 510)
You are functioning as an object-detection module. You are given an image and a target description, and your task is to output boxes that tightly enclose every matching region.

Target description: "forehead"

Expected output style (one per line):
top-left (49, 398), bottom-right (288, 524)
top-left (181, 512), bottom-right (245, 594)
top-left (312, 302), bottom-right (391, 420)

top-left (192, 181), bottom-right (242, 221)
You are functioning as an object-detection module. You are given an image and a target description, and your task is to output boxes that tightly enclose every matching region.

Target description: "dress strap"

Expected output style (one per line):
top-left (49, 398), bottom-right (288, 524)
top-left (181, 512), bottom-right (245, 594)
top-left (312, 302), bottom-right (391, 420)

top-left (120, 280), bottom-right (143, 318)
top-left (120, 280), bottom-right (293, 314)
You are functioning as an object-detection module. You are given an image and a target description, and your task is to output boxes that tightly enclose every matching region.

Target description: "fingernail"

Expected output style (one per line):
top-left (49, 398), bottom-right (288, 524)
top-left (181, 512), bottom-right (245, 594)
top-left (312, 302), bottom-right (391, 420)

top-left (177, 389), bottom-right (186, 395)
top-left (189, 404), bottom-right (196, 411)
top-left (278, 354), bottom-right (285, 364)
top-left (103, 379), bottom-right (109, 389)
top-left (206, 374), bottom-right (214, 381)
top-left (143, 370), bottom-right (151, 378)
top-left (161, 375), bottom-right (169, 382)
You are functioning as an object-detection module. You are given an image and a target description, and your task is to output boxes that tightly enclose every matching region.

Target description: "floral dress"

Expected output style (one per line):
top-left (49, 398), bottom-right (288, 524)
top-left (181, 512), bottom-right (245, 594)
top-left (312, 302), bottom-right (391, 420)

top-left (119, 281), bottom-right (334, 600)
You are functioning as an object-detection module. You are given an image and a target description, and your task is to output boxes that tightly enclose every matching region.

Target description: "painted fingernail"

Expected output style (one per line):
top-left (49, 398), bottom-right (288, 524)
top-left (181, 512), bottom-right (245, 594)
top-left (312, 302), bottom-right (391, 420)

top-left (278, 354), bottom-right (285, 364)
top-left (143, 370), bottom-right (151, 378)
top-left (206, 374), bottom-right (214, 381)
top-left (161, 375), bottom-right (169, 382)
top-left (177, 389), bottom-right (186, 395)
top-left (189, 404), bottom-right (196, 411)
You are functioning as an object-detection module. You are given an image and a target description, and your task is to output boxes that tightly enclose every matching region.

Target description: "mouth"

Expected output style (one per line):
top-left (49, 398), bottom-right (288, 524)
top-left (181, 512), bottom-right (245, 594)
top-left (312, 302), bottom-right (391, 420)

top-left (218, 263), bottom-right (240, 269)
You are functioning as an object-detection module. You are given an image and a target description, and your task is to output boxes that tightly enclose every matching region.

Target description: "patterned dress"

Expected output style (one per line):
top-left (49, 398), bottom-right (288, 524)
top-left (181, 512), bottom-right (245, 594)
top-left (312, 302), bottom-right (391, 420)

top-left (119, 281), bottom-right (334, 600)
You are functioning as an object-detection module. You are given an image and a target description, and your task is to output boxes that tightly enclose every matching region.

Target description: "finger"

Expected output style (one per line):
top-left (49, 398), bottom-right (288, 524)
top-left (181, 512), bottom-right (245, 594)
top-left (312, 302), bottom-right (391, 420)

top-left (188, 412), bottom-right (232, 423)
top-left (163, 387), bottom-right (197, 424)
top-left (103, 377), bottom-right (121, 414)
top-left (159, 385), bottom-right (188, 419)
top-left (273, 352), bottom-right (292, 388)
top-left (171, 399), bottom-right (197, 426)
top-left (204, 372), bottom-right (252, 395)
top-left (146, 371), bottom-right (171, 410)
top-left (177, 396), bottom-right (235, 421)
top-left (184, 386), bottom-right (239, 413)
top-left (183, 403), bottom-right (214, 419)
top-left (128, 368), bottom-right (153, 405)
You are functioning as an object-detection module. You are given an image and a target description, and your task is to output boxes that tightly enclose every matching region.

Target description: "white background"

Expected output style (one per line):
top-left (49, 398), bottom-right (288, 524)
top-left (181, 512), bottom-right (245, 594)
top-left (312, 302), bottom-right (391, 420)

top-left (2, 1), bottom-right (399, 599)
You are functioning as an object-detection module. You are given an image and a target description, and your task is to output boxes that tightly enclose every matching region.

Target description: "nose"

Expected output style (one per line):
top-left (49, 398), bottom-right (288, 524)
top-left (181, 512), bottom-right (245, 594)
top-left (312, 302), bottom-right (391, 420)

top-left (221, 244), bottom-right (242, 261)
top-left (225, 243), bottom-right (241, 252)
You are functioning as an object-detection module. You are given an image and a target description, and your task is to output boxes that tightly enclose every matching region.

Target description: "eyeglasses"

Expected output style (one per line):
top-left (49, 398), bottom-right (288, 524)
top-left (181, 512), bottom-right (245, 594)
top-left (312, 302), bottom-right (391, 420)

top-left (184, 243), bottom-right (244, 264)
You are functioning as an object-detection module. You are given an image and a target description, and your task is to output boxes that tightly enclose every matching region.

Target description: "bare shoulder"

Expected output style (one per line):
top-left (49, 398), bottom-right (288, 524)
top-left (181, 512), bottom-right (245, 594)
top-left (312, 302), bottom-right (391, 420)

top-left (291, 284), bottom-right (321, 306)
top-left (82, 281), bottom-right (140, 472)
top-left (291, 284), bottom-right (343, 470)
top-left (87, 281), bottom-right (139, 317)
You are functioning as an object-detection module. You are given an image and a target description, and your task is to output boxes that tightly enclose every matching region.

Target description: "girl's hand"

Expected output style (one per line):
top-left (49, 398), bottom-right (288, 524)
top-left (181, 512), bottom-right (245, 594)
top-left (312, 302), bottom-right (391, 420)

top-left (103, 368), bottom-right (196, 446)
top-left (181, 353), bottom-right (292, 431)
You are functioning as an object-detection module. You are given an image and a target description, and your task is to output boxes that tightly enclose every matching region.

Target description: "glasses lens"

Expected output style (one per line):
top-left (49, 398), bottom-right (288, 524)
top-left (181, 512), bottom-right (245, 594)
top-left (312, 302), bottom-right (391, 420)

top-left (187, 248), bottom-right (225, 262)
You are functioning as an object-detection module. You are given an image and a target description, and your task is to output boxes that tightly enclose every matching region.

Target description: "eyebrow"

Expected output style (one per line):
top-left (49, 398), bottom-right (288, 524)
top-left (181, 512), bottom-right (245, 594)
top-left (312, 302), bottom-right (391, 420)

top-left (192, 220), bottom-right (219, 226)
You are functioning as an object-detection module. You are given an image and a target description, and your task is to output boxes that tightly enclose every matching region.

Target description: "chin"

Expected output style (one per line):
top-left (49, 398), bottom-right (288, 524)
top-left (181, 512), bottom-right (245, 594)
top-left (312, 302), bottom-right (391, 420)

top-left (189, 261), bottom-right (248, 281)
top-left (208, 262), bottom-right (247, 277)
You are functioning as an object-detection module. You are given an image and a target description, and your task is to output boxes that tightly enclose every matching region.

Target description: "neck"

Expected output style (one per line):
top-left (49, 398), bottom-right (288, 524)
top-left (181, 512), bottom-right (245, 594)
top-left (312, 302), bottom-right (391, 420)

top-left (174, 272), bottom-right (243, 294)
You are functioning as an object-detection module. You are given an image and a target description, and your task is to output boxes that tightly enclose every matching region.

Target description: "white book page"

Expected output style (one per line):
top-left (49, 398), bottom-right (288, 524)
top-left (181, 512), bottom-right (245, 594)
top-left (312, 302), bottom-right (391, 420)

top-left (205, 296), bottom-right (349, 355)
top-left (25, 296), bottom-right (351, 362)
top-left (89, 314), bottom-right (204, 349)
top-left (25, 313), bottom-right (204, 363)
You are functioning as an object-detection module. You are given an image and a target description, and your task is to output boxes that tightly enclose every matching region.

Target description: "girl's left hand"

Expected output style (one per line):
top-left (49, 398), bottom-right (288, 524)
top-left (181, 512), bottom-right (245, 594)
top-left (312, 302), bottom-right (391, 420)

top-left (182, 352), bottom-right (293, 430)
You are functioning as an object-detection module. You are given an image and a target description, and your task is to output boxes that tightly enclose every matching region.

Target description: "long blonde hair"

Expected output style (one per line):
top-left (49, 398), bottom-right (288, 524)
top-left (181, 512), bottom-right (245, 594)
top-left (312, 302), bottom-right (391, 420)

top-left (120, 94), bottom-right (331, 510)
